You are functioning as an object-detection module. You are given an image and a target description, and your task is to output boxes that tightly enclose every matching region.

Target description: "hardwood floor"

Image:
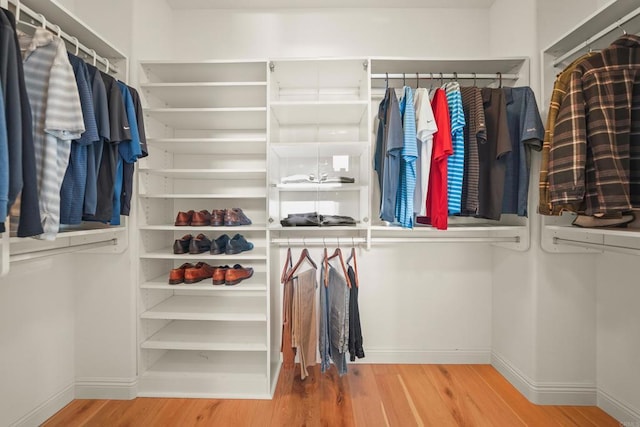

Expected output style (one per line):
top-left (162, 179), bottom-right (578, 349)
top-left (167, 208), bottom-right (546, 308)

top-left (43, 364), bottom-right (619, 426)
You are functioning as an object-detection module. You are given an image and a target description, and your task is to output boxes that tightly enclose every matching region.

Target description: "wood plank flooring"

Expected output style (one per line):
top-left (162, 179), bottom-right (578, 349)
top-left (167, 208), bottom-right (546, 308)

top-left (43, 364), bottom-right (619, 426)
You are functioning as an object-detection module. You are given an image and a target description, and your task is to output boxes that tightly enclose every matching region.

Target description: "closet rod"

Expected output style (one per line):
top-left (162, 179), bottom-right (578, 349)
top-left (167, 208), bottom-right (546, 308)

top-left (371, 73), bottom-right (519, 80)
top-left (370, 236), bottom-right (519, 244)
top-left (9, 239), bottom-right (118, 263)
top-left (553, 237), bottom-right (640, 256)
top-left (9, 0), bottom-right (120, 74)
top-left (272, 237), bottom-right (367, 246)
top-left (551, 6), bottom-right (640, 67)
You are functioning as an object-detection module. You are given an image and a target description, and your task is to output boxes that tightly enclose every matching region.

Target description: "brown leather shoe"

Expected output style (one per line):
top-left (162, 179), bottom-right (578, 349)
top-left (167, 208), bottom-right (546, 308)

top-left (168, 263), bottom-right (194, 285)
top-left (212, 265), bottom-right (230, 285)
top-left (210, 209), bottom-right (225, 226)
top-left (225, 264), bottom-right (253, 285)
top-left (191, 210), bottom-right (211, 226)
top-left (175, 210), bottom-right (194, 226)
top-left (184, 262), bottom-right (215, 284)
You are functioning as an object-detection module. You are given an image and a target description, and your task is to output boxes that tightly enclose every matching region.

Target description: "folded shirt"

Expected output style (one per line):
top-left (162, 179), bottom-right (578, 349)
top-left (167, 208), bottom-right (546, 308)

top-left (280, 212), bottom-right (357, 227)
top-left (280, 173), bottom-right (355, 185)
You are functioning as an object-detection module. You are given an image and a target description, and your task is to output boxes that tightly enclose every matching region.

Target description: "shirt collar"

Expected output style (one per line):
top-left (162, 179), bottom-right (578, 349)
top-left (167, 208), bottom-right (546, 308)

top-left (610, 34), bottom-right (640, 49)
top-left (18, 27), bottom-right (54, 59)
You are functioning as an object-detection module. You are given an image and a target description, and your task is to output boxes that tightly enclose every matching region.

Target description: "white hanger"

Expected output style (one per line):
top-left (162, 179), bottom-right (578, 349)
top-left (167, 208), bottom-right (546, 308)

top-left (71, 36), bottom-right (79, 56)
top-left (54, 24), bottom-right (62, 38)
top-left (38, 13), bottom-right (46, 29)
top-left (105, 58), bottom-right (110, 74)
top-left (15, 0), bottom-right (21, 22)
top-left (90, 49), bottom-right (97, 66)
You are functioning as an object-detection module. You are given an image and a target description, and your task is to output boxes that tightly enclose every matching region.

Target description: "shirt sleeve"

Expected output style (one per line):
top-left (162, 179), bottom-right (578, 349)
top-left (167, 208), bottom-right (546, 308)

top-left (549, 69), bottom-right (587, 204)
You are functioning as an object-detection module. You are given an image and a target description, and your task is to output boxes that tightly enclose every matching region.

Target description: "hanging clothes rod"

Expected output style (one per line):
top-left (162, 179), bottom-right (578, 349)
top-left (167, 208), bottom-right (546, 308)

top-left (371, 72), bottom-right (519, 81)
top-left (553, 237), bottom-right (640, 256)
top-left (551, 6), bottom-right (640, 67)
top-left (271, 237), bottom-right (367, 246)
top-left (9, 239), bottom-right (118, 263)
top-left (9, 0), bottom-right (119, 74)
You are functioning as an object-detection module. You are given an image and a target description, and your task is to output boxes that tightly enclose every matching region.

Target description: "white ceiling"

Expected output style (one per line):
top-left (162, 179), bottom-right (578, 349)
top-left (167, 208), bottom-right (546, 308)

top-left (166, 0), bottom-right (496, 10)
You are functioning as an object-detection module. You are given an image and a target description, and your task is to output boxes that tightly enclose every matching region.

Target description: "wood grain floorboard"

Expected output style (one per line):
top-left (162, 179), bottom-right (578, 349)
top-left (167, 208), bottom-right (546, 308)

top-left (42, 364), bottom-right (622, 427)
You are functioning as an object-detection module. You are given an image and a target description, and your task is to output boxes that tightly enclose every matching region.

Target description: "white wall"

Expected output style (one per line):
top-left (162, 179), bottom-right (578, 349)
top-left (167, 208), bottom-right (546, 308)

top-left (167, 8), bottom-right (491, 60)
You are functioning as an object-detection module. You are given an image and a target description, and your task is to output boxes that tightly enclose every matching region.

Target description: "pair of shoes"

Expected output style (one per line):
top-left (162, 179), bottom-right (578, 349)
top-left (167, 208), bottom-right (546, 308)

top-left (212, 264), bottom-right (254, 286)
top-left (210, 208), bottom-right (252, 226)
top-left (572, 213), bottom-right (635, 228)
top-left (185, 262), bottom-right (214, 283)
top-left (174, 210), bottom-right (211, 226)
top-left (172, 234), bottom-right (213, 254)
top-left (168, 262), bottom-right (194, 284)
top-left (212, 233), bottom-right (254, 254)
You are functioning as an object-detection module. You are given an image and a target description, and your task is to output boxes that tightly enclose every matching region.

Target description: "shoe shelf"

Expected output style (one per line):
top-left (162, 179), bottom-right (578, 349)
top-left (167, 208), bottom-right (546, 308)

top-left (137, 350), bottom-right (268, 398)
top-left (138, 225), bottom-right (268, 231)
top-left (141, 272), bottom-right (267, 292)
top-left (141, 321), bottom-right (267, 352)
top-left (138, 168), bottom-right (267, 180)
top-left (139, 193), bottom-right (268, 199)
top-left (139, 247), bottom-right (268, 260)
top-left (144, 108), bottom-right (267, 130)
top-left (140, 295), bottom-right (267, 322)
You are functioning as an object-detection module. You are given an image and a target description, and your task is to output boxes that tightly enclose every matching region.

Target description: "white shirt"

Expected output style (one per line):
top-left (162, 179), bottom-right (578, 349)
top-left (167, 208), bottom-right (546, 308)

top-left (413, 88), bottom-right (438, 217)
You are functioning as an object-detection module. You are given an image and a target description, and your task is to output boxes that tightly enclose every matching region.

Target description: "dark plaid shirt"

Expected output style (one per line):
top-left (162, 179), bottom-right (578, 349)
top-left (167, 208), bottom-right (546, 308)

top-left (549, 35), bottom-right (640, 215)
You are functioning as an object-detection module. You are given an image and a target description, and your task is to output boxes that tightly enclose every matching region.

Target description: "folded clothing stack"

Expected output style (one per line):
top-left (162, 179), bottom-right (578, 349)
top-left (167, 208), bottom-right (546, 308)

top-left (280, 212), bottom-right (357, 227)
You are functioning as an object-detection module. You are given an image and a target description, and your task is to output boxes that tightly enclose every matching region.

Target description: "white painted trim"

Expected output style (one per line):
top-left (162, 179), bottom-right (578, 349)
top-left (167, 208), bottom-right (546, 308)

top-left (74, 377), bottom-right (138, 400)
top-left (491, 351), bottom-right (597, 406)
top-left (598, 388), bottom-right (640, 425)
top-left (355, 349), bottom-right (491, 364)
top-left (10, 383), bottom-right (74, 427)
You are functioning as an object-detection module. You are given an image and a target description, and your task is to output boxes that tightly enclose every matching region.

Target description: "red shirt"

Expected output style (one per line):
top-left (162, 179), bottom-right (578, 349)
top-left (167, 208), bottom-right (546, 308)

top-left (419, 89), bottom-right (453, 230)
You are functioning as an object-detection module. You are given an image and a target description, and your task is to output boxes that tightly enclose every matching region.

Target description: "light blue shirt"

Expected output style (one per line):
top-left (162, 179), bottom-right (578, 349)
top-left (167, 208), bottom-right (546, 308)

top-left (444, 82), bottom-right (465, 215)
top-left (397, 86), bottom-right (418, 228)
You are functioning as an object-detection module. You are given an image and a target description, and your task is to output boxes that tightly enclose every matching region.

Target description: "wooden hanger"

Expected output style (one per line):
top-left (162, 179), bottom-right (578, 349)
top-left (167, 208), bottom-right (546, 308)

top-left (280, 246), bottom-right (292, 284)
top-left (324, 242), bottom-right (351, 289)
top-left (345, 241), bottom-right (359, 288)
top-left (285, 246), bottom-right (316, 283)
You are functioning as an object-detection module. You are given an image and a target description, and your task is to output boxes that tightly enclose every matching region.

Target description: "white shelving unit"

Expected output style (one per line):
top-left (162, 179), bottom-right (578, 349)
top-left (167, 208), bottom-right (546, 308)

top-left (137, 60), bottom-right (273, 398)
top-left (540, 1), bottom-right (640, 256)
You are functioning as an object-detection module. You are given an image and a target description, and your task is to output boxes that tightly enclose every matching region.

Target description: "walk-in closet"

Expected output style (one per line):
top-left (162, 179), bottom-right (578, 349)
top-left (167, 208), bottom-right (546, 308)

top-left (1, 0), bottom-right (639, 426)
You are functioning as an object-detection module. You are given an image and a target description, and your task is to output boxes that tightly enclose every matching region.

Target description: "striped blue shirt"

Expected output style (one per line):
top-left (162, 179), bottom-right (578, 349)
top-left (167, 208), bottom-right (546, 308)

top-left (444, 82), bottom-right (465, 214)
top-left (396, 86), bottom-right (418, 228)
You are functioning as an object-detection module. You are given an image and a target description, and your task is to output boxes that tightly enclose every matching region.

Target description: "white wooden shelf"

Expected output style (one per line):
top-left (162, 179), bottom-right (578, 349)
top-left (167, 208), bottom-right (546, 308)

top-left (141, 82), bottom-right (266, 108)
top-left (270, 101), bottom-right (368, 125)
top-left (140, 247), bottom-right (267, 260)
top-left (141, 295), bottom-right (266, 321)
top-left (141, 272), bottom-right (267, 292)
top-left (270, 141), bottom-right (368, 157)
top-left (138, 351), bottom-right (268, 398)
top-left (139, 193), bottom-right (267, 199)
top-left (141, 321), bottom-right (267, 352)
top-left (140, 60), bottom-right (267, 83)
top-left (543, 224), bottom-right (640, 255)
top-left (147, 138), bottom-right (266, 155)
top-left (273, 183), bottom-right (365, 192)
top-left (139, 168), bottom-right (267, 180)
top-left (144, 108), bottom-right (267, 130)
top-left (139, 225), bottom-right (268, 232)
top-left (270, 224), bottom-right (367, 232)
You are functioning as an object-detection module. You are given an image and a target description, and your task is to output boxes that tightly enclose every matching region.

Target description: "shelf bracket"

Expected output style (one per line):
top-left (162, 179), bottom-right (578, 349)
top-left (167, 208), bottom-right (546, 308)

top-left (269, 61), bottom-right (275, 72)
top-left (362, 61), bottom-right (368, 71)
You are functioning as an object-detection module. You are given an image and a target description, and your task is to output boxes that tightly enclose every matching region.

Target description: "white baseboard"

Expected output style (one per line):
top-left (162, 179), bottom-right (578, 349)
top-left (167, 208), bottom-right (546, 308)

top-left (598, 388), bottom-right (640, 425)
top-left (491, 351), bottom-right (597, 406)
top-left (355, 349), bottom-right (491, 364)
top-left (11, 383), bottom-right (74, 427)
top-left (75, 377), bottom-right (138, 400)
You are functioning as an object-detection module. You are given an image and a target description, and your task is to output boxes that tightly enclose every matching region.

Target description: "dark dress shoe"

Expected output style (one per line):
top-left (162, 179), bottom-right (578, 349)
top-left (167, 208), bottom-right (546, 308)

top-left (173, 234), bottom-right (193, 254)
top-left (210, 209), bottom-right (225, 226)
top-left (211, 234), bottom-right (230, 254)
top-left (168, 263), bottom-right (194, 284)
top-left (184, 262), bottom-right (215, 284)
top-left (191, 210), bottom-right (211, 226)
top-left (224, 208), bottom-right (252, 226)
top-left (212, 265), bottom-right (230, 285)
top-left (175, 210), bottom-right (194, 226)
top-left (225, 234), bottom-right (254, 254)
top-left (188, 233), bottom-right (212, 254)
top-left (225, 264), bottom-right (254, 285)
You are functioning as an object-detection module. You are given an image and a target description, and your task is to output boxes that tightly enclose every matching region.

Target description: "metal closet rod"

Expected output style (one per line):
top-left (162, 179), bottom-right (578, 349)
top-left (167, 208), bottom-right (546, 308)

top-left (552, 6), bottom-right (640, 67)
top-left (271, 236), bottom-right (520, 245)
top-left (272, 237), bottom-right (367, 246)
top-left (371, 72), bottom-right (519, 80)
top-left (9, 0), bottom-right (120, 75)
top-left (553, 237), bottom-right (640, 256)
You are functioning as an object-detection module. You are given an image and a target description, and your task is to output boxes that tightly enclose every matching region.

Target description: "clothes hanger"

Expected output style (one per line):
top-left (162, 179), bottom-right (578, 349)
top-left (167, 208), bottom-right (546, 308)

top-left (416, 72), bottom-right (420, 89)
top-left (616, 20), bottom-right (627, 35)
top-left (473, 72), bottom-right (477, 87)
top-left (402, 73), bottom-right (406, 87)
top-left (285, 240), bottom-right (316, 283)
top-left (324, 238), bottom-right (351, 288)
top-left (280, 241), bottom-right (292, 284)
top-left (105, 58), bottom-right (110, 74)
top-left (453, 71), bottom-right (458, 83)
top-left (91, 49), bottom-right (97, 67)
top-left (345, 238), bottom-right (359, 288)
top-left (429, 73), bottom-right (434, 91)
top-left (71, 36), bottom-right (80, 56)
top-left (385, 72), bottom-right (388, 90)
top-left (439, 72), bottom-right (444, 87)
